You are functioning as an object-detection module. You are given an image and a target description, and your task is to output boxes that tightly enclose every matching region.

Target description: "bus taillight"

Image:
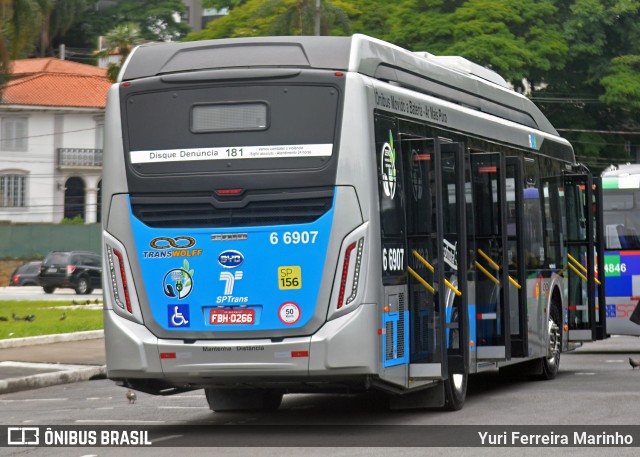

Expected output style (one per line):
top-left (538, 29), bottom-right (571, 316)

top-left (106, 245), bottom-right (132, 314)
top-left (337, 242), bottom-right (356, 309)
top-left (337, 237), bottom-right (365, 309)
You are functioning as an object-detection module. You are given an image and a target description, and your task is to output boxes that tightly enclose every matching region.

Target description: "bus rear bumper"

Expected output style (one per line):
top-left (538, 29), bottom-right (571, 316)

top-left (104, 304), bottom-right (378, 391)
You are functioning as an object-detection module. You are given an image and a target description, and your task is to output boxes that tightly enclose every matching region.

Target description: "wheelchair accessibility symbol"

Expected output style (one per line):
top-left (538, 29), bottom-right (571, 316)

top-left (168, 305), bottom-right (190, 328)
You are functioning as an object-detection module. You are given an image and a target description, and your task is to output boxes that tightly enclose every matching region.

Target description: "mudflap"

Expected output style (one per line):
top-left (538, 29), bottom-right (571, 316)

top-left (388, 383), bottom-right (445, 410)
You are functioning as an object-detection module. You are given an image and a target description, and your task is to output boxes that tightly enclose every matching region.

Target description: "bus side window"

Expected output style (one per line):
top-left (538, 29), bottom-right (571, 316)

top-left (606, 225), bottom-right (622, 249)
top-left (523, 159), bottom-right (544, 269)
top-left (523, 187), bottom-right (544, 269)
top-left (616, 224), bottom-right (640, 249)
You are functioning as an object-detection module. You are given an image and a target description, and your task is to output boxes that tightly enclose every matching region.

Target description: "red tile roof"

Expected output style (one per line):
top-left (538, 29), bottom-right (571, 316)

top-left (11, 58), bottom-right (107, 77)
top-left (2, 58), bottom-right (111, 109)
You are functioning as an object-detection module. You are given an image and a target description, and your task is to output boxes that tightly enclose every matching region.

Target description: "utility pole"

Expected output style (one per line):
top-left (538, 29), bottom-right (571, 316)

top-left (315, 0), bottom-right (321, 36)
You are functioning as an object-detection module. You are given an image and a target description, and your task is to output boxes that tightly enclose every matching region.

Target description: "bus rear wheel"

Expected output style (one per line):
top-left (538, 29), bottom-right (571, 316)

top-left (205, 388), bottom-right (283, 412)
top-left (443, 370), bottom-right (468, 411)
top-left (540, 303), bottom-right (561, 380)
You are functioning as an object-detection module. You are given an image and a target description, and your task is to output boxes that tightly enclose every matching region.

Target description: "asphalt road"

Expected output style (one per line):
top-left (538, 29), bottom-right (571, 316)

top-left (1, 335), bottom-right (640, 456)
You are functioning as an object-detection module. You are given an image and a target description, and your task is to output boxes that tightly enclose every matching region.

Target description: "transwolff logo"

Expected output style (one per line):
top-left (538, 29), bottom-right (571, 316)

top-left (218, 250), bottom-right (244, 269)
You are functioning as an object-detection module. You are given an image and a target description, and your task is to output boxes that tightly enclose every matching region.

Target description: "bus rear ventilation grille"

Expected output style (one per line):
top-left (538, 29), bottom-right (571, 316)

top-left (131, 196), bottom-right (334, 228)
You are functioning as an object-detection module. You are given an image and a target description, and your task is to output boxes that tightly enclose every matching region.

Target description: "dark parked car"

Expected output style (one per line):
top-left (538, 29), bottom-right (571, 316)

top-left (38, 251), bottom-right (102, 295)
top-left (9, 261), bottom-right (42, 286)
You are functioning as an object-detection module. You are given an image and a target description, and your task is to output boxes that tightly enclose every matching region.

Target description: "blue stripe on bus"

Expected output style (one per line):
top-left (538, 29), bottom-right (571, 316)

top-left (468, 304), bottom-right (476, 352)
top-left (382, 310), bottom-right (409, 367)
top-left (128, 195), bottom-right (335, 332)
top-left (604, 276), bottom-right (633, 297)
top-left (621, 252), bottom-right (640, 275)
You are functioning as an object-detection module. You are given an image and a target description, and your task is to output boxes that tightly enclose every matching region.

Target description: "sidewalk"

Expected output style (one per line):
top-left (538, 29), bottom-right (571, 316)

top-left (0, 331), bottom-right (106, 395)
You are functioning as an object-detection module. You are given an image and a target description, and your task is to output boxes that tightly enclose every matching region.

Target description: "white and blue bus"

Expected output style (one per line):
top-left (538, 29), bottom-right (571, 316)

top-left (101, 34), bottom-right (605, 411)
top-left (602, 163), bottom-right (640, 336)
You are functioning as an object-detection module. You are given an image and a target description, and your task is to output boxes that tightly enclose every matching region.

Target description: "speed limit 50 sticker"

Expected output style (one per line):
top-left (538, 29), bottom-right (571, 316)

top-left (279, 302), bottom-right (301, 325)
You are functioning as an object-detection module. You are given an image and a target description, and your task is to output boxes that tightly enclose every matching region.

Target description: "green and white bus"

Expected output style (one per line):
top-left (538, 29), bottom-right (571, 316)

top-left (602, 163), bottom-right (640, 336)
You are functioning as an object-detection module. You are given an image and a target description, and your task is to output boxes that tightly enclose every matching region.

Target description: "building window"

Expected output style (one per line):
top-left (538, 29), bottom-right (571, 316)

top-left (64, 176), bottom-right (85, 220)
top-left (0, 173), bottom-right (27, 207)
top-left (1, 117), bottom-right (28, 151)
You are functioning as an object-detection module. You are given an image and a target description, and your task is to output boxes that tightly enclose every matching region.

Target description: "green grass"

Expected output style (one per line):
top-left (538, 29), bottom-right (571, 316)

top-left (0, 301), bottom-right (103, 340)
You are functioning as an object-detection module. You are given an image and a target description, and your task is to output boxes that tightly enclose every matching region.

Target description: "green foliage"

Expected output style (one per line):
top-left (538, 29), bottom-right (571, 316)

top-left (387, 0), bottom-right (566, 86)
top-left (600, 55), bottom-right (640, 112)
top-left (57, 0), bottom-right (189, 52)
top-left (0, 301), bottom-right (103, 339)
top-left (49, 0), bottom-right (88, 38)
top-left (114, 0), bottom-right (189, 41)
top-left (30, 0), bottom-right (640, 170)
top-left (203, 0), bottom-right (248, 9)
top-left (186, 0), bottom-right (353, 40)
top-left (39, 0), bottom-right (90, 56)
top-left (1, 0), bottom-right (50, 60)
top-left (96, 22), bottom-right (144, 82)
top-left (60, 215), bottom-right (85, 225)
top-left (347, 0), bottom-right (401, 38)
top-left (186, 0), bottom-right (640, 169)
top-left (535, 0), bottom-right (640, 168)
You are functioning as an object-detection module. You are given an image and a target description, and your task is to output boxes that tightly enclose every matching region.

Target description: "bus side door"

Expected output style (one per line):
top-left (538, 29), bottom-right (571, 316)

top-left (505, 157), bottom-right (528, 357)
top-left (440, 141), bottom-right (469, 375)
top-left (593, 177), bottom-right (607, 339)
top-left (400, 132), bottom-right (448, 380)
top-left (470, 152), bottom-right (511, 360)
top-left (564, 173), bottom-right (606, 341)
top-left (396, 130), bottom-right (468, 384)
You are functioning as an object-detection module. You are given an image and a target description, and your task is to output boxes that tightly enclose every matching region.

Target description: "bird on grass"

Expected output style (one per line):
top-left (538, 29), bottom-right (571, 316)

top-left (126, 390), bottom-right (137, 404)
top-left (630, 357), bottom-right (640, 370)
top-left (24, 315), bottom-right (35, 322)
top-left (12, 313), bottom-right (22, 321)
top-left (59, 312), bottom-right (66, 321)
top-left (0, 316), bottom-right (8, 322)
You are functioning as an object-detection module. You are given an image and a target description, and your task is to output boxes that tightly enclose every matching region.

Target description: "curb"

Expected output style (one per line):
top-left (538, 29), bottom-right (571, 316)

top-left (0, 364), bottom-right (106, 395)
top-left (0, 330), bottom-right (104, 349)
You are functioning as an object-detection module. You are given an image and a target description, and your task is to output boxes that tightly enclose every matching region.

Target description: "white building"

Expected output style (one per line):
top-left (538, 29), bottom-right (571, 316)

top-left (0, 58), bottom-right (111, 224)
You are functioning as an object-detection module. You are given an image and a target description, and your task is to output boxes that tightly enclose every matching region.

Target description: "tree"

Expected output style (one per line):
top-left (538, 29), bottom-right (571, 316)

top-left (203, 0), bottom-right (248, 8)
top-left (110, 0), bottom-right (189, 42)
top-left (1, 0), bottom-right (54, 58)
top-left (38, 0), bottom-right (90, 56)
top-left (186, 0), bottom-right (355, 40)
top-left (600, 56), bottom-right (640, 114)
top-left (386, 0), bottom-right (567, 90)
top-left (96, 22), bottom-right (143, 81)
top-left (534, 0), bottom-right (640, 169)
top-left (56, 0), bottom-right (189, 55)
top-left (0, 0), bottom-right (55, 93)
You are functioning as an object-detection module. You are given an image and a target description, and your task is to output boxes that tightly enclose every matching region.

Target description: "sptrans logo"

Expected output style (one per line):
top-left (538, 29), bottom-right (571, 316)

top-left (381, 130), bottom-right (397, 199)
top-left (218, 250), bottom-right (244, 268)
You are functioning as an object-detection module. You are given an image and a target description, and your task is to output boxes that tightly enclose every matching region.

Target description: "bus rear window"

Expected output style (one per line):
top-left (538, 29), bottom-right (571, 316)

top-left (192, 103), bottom-right (268, 132)
top-left (122, 83), bottom-right (340, 175)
